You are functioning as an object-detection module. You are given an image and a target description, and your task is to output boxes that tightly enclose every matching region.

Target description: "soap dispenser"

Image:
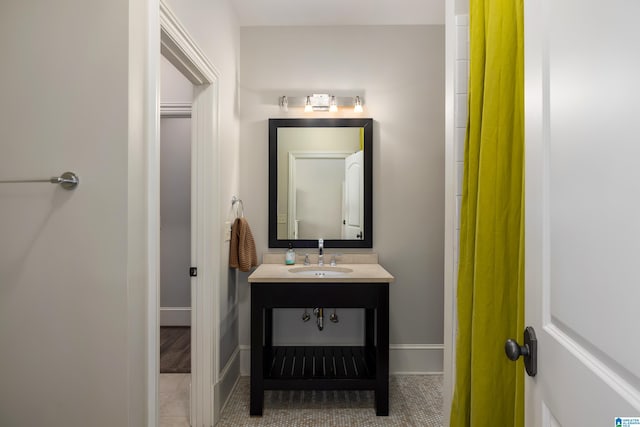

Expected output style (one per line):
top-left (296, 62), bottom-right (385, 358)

top-left (285, 243), bottom-right (296, 265)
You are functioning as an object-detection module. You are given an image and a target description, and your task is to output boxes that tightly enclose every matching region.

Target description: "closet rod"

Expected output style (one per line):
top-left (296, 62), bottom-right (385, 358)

top-left (0, 171), bottom-right (79, 190)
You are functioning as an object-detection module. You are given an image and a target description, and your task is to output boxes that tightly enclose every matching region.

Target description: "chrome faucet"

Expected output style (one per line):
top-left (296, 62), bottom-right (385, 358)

top-left (330, 254), bottom-right (342, 267)
top-left (313, 308), bottom-right (324, 331)
top-left (318, 238), bottom-right (324, 266)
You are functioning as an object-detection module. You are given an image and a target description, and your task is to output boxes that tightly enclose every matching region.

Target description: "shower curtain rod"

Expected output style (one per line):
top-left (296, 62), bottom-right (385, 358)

top-left (0, 171), bottom-right (79, 190)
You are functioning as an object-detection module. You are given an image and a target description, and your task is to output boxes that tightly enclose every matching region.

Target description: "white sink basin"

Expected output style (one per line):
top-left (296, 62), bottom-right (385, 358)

top-left (288, 266), bottom-right (353, 277)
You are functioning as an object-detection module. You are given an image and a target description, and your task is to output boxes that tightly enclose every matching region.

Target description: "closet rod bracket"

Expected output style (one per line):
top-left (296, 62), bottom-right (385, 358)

top-left (55, 172), bottom-right (80, 190)
top-left (0, 171), bottom-right (79, 190)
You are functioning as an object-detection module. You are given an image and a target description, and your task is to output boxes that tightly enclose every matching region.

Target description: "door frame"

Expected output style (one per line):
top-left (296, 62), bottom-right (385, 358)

top-left (148, 2), bottom-right (221, 426)
top-left (343, 150), bottom-right (364, 240)
top-left (287, 151), bottom-right (351, 239)
top-left (443, 0), bottom-right (460, 424)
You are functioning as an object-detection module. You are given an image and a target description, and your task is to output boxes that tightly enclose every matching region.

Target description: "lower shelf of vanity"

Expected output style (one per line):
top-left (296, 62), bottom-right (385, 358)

top-left (262, 345), bottom-right (378, 390)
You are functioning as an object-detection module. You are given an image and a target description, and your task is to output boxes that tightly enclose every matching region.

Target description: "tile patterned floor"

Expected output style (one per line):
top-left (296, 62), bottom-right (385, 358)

top-left (160, 374), bottom-right (443, 427)
top-left (160, 374), bottom-right (190, 427)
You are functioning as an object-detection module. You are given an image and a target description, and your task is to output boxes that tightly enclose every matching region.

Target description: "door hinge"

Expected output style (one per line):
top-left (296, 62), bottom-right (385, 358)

top-left (189, 267), bottom-right (197, 277)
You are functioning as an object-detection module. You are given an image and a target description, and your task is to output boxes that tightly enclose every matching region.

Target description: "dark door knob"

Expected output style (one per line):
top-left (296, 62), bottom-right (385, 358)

top-left (505, 326), bottom-right (537, 377)
top-left (505, 339), bottom-right (529, 360)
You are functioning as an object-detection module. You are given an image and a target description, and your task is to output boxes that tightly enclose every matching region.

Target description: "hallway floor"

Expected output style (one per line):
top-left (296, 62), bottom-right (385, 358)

top-left (160, 373), bottom-right (190, 427)
top-left (160, 327), bottom-right (190, 374)
top-left (160, 373), bottom-right (443, 426)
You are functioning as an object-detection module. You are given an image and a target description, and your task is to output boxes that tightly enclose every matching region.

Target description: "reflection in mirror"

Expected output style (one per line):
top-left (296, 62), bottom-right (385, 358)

top-left (269, 118), bottom-right (373, 248)
top-left (278, 128), bottom-right (361, 240)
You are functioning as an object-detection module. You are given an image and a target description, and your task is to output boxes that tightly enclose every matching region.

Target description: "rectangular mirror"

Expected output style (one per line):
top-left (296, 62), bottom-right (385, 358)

top-left (269, 118), bottom-right (373, 248)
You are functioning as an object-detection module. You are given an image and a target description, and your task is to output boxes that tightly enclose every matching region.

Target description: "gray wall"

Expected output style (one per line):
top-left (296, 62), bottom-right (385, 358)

top-left (160, 118), bottom-right (191, 308)
top-left (160, 57), bottom-right (192, 311)
top-left (239, 26), bottom-right (445, 356)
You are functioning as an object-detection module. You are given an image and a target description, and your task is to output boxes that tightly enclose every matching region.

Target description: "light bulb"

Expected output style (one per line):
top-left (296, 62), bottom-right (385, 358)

top-left (354, 96), bottom-right (363, 113)
top-left (329, 95), bottom-right (338, 112)
top-left (279, 96), bottom-right (288, 112)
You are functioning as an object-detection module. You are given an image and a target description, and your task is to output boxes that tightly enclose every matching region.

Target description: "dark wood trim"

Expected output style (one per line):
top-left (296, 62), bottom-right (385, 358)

top-left (263, 346), bottom-right (375, 381)
top-left (250, 281), bottom-right (389, 416)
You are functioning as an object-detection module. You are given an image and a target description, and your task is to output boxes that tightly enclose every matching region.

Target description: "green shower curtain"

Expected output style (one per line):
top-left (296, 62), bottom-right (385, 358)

top-left (450, 0), bottom-right (524, 425)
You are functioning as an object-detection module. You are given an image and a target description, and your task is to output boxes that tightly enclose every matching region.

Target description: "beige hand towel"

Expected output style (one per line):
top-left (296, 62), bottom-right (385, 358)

top-left (229, 217), bottom-right (258, 272)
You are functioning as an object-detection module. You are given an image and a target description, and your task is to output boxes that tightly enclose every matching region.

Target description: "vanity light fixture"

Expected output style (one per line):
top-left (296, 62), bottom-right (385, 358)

top-left (279, 95), bottom-right (288, 112)
top-left (329, 95), bottom-right (338, 112)
top-left (354, 96), bottom-right (363, 113)
top-left (278, 94), bottom-right (365, 113)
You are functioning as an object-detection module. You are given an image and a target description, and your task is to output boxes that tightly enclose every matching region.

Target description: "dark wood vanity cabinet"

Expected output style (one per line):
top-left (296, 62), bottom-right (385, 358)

top-left (250, 281), bottom-right (390, 416)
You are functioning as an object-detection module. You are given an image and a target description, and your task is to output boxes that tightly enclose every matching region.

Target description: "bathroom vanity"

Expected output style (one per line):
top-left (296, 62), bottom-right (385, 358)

top-left (247, 254), bottom-right (394, 416)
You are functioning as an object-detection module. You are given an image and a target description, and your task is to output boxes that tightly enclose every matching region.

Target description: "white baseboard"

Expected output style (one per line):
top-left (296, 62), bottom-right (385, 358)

top-left (389, 344), bottom-right (444, 374)
top-left (213, 347), bottom-right (240, 424)
top-left (160, 307), bottom-right (191, 326)
top-left (239, 344), bottom-right (444, 376)
top-left (240, 345), bottom-right (250, 375)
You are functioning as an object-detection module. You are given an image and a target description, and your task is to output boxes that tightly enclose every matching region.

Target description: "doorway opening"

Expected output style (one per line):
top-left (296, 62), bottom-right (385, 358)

top-left (159, 53), bottom-right (193, 425)
top-left (149, 3), bottom-right (222, 427)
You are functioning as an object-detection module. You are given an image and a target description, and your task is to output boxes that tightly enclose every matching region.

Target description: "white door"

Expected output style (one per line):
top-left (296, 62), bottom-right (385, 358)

top-left (343, 150), bottom-right (364, 239)
top-left (524, 0), bottom-right (640, 425)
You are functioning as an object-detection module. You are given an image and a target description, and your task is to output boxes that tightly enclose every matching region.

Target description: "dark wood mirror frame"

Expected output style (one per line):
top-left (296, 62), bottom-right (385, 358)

top-left (269, 118), bottom-right (373, 248)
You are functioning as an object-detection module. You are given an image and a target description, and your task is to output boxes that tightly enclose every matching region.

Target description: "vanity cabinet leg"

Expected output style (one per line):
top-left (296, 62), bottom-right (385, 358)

top-left (264, 308), bottom-right (273, 348)
top-left (250, 290), bottom-right (264, 416)
top-left (365, 308), bottom-right (375, 348)
top-left (375, 286), bottom-right (389, 416)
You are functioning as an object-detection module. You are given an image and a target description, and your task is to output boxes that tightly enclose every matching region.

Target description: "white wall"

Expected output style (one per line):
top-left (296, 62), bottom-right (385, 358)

top-left (161, 55), bottom-right (193, 104)
top-left (453, 16), bottom-right (469, 308)
top-left (0, 0), bottom-right (242, 424)
top-left (0, 0), bottom-right (148, 425)
top-left (443, 8), bottom-right (469, 422)
top-left (239, 25), bottom-right (445, 373)
top-left (456, 1), bottom-right (469, 15)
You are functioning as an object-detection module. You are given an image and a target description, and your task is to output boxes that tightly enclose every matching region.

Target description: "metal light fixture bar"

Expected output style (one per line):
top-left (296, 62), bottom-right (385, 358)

top-left (278, 94), bottom-right (365, 112)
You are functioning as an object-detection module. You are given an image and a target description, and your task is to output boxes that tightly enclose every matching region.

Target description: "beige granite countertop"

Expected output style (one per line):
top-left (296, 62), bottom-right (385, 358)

top-left (248, 253), bottom-right (394, 283)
